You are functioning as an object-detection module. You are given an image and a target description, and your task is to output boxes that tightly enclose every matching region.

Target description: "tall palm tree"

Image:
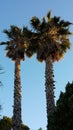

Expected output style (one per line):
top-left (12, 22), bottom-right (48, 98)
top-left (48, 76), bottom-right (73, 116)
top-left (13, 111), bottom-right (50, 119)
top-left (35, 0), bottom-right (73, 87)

top-left (30, 11), bottom-right (72, 129)
top-left (0, 25), bottom-right (33, 130)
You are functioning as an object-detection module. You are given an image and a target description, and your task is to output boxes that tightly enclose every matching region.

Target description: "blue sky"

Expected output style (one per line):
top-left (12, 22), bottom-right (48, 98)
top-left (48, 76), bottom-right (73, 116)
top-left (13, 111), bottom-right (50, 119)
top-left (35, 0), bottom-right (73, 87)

top-left (0, 0), bottom-right (73, 130)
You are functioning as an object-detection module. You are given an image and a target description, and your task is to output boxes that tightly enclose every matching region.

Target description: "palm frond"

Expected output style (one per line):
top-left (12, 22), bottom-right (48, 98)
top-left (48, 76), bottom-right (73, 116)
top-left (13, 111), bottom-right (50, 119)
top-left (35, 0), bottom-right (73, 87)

top-left (60, 39), bottom-right (71, 51)
top-left (59, 20), bottom-right (72, 27)
top-left (0, 41), bottom-right (10, 45)
top-left (30, 16), bottom-right (41, 31)
top-left (58, 28), bottom-right (72, 35)
top-left (47, 10), bottom-right (52, 22)
top-left (3, 29), bottom-right (12, 38)
top-left (39, 17), bottom-right (47, 32)
top-left (53, 16), bottom-right (60, 23)
top-left (64, 21), bottom-right (72, 27)
top-left (23, 26), bottom-right (33, 38)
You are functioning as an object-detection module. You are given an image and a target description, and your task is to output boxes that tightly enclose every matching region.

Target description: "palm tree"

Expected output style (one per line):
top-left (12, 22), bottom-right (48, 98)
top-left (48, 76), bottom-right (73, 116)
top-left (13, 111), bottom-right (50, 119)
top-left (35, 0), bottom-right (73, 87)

top-left (30, 11), bottom-right (72, 129)
top-left (0, 25), bottom-right (33, 130)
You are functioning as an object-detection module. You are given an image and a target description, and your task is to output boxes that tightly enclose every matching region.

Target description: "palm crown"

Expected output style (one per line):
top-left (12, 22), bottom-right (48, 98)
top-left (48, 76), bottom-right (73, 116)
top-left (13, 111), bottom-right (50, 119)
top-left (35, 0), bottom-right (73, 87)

top-left (30, 11), bottom-right (72, 62)
top-left (1, 25), bottom-right (34, 61)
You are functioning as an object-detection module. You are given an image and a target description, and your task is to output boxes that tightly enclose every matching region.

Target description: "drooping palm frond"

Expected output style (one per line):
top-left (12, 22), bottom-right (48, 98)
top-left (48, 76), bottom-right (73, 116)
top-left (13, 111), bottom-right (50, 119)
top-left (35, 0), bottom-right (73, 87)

top-left (60, 39), bottom-right (70, 54)
top-left (58, 28), bottom-right (72, 35)
top-left (3, 25), bottom-right (22, 40)
top-left (0, 41), bottom-right (9, 45)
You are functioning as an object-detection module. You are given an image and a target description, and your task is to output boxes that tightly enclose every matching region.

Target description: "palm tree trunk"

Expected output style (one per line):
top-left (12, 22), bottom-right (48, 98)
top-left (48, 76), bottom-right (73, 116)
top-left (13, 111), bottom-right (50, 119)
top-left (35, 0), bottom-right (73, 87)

top-left (13, 58), bottom-right (22, 130)
top-left (45, 56), bottom-right (55, 129)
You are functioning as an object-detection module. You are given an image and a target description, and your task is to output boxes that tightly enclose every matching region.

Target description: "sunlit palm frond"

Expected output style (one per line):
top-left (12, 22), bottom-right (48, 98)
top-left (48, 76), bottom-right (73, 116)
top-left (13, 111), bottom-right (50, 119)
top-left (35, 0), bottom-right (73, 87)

top-left (47, 10), bottom-right (52, 22)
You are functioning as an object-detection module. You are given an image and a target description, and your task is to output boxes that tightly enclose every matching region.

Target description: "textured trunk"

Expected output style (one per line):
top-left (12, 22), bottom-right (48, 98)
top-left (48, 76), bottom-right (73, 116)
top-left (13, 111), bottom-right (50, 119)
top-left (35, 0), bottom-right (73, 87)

top-left (45, 56), bottom-right (55, 129)
top-left (13, 58), bottom-right (22, 130)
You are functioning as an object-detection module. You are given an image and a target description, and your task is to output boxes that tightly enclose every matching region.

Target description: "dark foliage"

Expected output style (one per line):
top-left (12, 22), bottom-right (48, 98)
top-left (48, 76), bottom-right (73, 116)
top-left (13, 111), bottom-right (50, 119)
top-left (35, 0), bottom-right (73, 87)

top-left (48, 81), bottom-right (73, 130)
top-left (0, 116), bottom-right (30, 130)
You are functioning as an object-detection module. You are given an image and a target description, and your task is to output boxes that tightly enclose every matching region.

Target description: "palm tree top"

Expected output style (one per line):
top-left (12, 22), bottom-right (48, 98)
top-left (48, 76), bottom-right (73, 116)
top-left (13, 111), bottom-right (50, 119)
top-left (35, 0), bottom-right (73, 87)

top-left (0, 25), bottom-right (34, 61)
top-left (30, 11), bottom-right (72, 62)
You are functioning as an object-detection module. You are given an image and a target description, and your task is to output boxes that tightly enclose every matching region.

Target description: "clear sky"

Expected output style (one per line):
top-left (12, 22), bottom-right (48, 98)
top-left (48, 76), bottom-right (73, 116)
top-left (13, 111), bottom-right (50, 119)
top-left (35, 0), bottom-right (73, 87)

top-left (0, 0), bottom-right (73, 130)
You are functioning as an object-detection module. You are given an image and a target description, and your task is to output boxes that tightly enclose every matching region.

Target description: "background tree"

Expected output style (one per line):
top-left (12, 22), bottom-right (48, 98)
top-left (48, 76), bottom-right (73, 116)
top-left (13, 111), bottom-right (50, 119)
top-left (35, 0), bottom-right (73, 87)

top-left (30, 11), bottom-right (72, 129)
top-left (0, 75), bottom-right (1, 110)
top-left (0, 25), bottom-right (33, 130)
top-left (0, 65), bottom-right (3, 87)
top-left (48, 81), bottom-right (73, 130)
top-left (0, 116), bottom-right (29, 130)
top-left (0, 65), bottom-right (3, 111)
top-left (38, 127), bottom-right (42, 130)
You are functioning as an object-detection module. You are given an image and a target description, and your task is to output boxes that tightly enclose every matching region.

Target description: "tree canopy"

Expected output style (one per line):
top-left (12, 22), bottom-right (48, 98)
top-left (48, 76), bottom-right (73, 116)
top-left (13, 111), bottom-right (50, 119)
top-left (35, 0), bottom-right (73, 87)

top-left (48, 81), bottom-right (73, 130)
top-left (30, 11), bottom-right (72, 62)
top-left (0, 25), bottom-right (34, 61)
top-left (0, 116), bottom-right (30, 130)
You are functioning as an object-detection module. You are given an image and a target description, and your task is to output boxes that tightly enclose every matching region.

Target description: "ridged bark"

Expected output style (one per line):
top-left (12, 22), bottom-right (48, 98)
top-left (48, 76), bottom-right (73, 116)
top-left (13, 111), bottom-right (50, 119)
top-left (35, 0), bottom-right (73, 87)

top-left (45, 56), bottom-right (55, 129)
top-left (13, 58), bottom-right (22, 130)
